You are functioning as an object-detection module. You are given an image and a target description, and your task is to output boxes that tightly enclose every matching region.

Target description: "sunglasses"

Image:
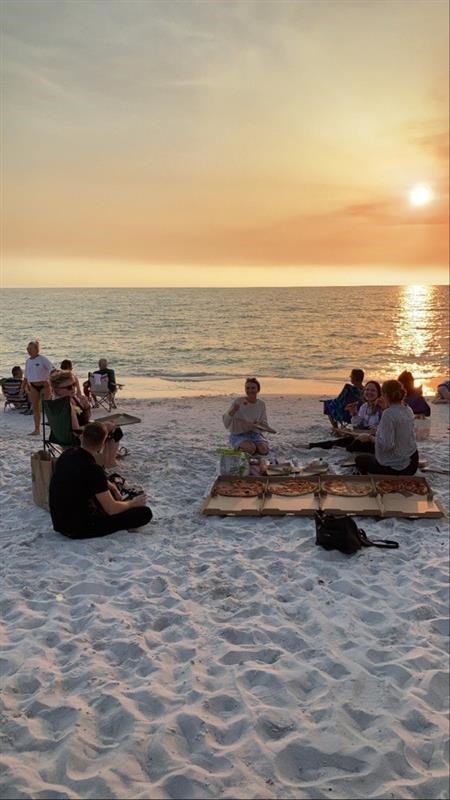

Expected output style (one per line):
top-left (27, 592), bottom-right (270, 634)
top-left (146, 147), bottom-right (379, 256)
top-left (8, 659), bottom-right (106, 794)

top-left (61, 383), bottom-right (76, 390)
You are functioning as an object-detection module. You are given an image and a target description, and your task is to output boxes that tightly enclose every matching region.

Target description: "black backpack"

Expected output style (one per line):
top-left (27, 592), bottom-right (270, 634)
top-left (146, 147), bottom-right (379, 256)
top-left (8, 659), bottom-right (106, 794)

top-left (315, 512), bottom-right (399, 555)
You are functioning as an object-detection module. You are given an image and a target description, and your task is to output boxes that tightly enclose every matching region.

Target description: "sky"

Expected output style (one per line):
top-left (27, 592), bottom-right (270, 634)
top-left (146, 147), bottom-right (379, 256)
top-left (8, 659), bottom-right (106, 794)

top-left (1, 0), bottom-right (449, 287)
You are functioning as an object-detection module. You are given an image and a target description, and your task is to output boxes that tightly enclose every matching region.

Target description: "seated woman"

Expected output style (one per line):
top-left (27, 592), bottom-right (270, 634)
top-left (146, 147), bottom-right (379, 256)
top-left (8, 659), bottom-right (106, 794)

top-left (397, 370), bottom-right (431, 417)
top-left (49, 369), bottom-right (124, 467)
top-left (323, 368), bottom-right (365, 428)
top-left (432, 379), bottom-right (450, 404)
top-left (354, 379), bottom-right (418, 476)
top-left (310, 380), bottom-right (383, 453)
top-left (223, 377), bottom-right (270, 456)
top-left (49, 422), bottom-right (151, 539)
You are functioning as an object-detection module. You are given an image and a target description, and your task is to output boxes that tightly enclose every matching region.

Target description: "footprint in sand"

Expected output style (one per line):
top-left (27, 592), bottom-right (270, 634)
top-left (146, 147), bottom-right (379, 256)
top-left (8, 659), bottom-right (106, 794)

top-left (219, 648), bottom-right (282, 665)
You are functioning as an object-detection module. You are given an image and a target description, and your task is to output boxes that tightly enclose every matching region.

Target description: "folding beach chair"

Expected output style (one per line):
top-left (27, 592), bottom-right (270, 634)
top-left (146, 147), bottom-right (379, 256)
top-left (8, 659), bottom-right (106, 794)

top-left (90, 373), bottom-right (118, 412)
top-left (42, 396), bottom-right (79, 457)
top-left (1, 379), bottom-right (31, 413)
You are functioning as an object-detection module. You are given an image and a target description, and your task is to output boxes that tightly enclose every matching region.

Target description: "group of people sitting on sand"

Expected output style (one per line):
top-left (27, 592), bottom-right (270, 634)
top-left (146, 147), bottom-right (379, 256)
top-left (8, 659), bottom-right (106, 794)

top-left (1, 340), bottom-right (120, 438)
top-left (1, 340), bottom-right (152, 540)
top-left (2, 343), bottom-right (448, 542)
top-left (223, 369), bottom-right (444, 479)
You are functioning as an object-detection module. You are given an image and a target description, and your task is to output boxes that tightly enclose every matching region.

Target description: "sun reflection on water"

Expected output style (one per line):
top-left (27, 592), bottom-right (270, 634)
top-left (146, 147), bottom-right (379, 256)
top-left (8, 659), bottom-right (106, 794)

top-left (394, 285), bottom-right (437, 393)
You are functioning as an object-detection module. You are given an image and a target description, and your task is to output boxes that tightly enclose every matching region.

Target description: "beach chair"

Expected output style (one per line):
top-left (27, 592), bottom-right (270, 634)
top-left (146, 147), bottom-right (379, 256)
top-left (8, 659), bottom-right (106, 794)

top-left (42, 396), bottom-right (79, 457)
top-left (90, 373), bottom-right (118, 412)
top-left (1, 379), bottom-right (31, 413)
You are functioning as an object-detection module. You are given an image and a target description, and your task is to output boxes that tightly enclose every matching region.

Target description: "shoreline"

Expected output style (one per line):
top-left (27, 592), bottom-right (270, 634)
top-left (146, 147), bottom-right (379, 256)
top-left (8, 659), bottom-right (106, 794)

top-left (115, 374), bottom-right (446, 402)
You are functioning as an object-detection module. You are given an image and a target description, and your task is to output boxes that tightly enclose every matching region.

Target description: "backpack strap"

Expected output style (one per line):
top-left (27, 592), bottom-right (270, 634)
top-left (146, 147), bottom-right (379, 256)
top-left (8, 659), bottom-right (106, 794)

top-left (358, 528), bottom-right (399, 549)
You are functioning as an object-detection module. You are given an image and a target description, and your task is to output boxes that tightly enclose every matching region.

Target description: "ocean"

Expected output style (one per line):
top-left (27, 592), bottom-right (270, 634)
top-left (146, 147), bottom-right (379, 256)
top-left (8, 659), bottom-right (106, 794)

top-left (0, 285), bottom-right (448, 397)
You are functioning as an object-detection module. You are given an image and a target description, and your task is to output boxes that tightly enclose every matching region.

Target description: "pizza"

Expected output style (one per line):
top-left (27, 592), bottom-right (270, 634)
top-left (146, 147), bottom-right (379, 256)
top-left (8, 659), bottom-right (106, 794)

top-left (321, 478), bottom-right (372, 496)
top-left (215, 478), bottom-right (264, 497)
top-left (268, 479), bottom-right (318, 496)
top-left (375, 478), bottom-right (428, 495)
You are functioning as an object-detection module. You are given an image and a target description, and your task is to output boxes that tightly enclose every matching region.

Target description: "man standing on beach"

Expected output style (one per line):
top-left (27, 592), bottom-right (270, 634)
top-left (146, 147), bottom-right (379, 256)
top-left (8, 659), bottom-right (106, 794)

top-left (49, 422), bottom-right (152, 538)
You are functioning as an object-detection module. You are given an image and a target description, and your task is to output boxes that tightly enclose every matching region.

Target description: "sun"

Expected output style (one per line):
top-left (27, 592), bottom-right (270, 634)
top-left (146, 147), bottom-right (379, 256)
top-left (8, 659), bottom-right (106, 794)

top-left (409, 184), bottom-right (433, 207)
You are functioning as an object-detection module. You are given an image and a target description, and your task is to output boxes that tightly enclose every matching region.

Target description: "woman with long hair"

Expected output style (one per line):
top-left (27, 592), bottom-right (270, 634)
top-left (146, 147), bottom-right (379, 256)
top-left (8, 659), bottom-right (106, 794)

top-left (354, 379), bottom-right (418, 475)
top-left (309, 380), bottom-right (383, 453)
top-left (49, 369), bottom-right (123, 467)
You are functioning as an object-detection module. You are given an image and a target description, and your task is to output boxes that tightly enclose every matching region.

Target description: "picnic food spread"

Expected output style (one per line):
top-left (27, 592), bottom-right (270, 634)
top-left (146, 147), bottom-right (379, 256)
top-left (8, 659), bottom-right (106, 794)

top-left (321, 478), bottom-right (373, 496)
top-left (375, 478), bottom-right (429, 495)
top-left (268, 478), bottom-right (318, 496)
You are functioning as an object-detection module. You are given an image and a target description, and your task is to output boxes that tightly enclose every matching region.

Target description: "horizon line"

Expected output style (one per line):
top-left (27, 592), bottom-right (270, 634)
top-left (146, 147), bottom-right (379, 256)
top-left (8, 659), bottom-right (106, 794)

top-left (1, 283), bottom-right (448, 290)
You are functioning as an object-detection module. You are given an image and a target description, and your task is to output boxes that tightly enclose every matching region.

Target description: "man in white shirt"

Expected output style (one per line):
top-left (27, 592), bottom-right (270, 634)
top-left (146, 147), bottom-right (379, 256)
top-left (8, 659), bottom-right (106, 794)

top-left (23, 340), bottom-right (55, 436)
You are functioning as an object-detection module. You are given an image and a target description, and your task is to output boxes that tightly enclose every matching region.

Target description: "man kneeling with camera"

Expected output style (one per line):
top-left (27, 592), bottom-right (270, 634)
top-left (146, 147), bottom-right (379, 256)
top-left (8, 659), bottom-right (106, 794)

top-left (49, 421), bottom-right (152, 539)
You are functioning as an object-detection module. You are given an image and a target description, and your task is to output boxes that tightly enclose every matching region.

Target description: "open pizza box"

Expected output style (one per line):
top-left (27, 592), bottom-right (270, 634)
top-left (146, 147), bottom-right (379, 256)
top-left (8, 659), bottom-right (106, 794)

top-left (200, 474), bottom-right (446, 519)
top-left (200, 475), bottom-right (267, 516)
top-left (372, 474), bottom-right (446, 519)
top-left (318, 475), bottom-right (382, 517)
top-left (261, 475), bottom-right (320, 516)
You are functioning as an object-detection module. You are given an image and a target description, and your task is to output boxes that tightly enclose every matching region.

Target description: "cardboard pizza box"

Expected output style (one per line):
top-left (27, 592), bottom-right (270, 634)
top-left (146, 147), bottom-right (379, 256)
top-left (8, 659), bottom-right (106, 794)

top-left (200, 475), bottom-right (266, 516)
top-left (199, 473), bottom-right (446, 519)
top-left (319, 493), bottom-right (382, 516)
top-left (261, 475), bottom-right (320, 516)
top-left (201, 494), bottom-right (264, 516)
top-left (261, 493), bottom-right (318, 516)
top-left (373, 474), bottom-right (446, 518)
top-left (377, 493), bottom-right (446, 519)
top-left (95, 412), bottom-right (141, 426)
top-left (317, 474), bottom-right (380, 516)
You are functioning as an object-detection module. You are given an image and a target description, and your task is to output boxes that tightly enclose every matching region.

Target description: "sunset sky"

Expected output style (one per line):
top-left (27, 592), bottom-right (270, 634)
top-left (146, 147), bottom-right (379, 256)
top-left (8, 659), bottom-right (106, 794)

top-left (1, 0), bottom-right (449, 287)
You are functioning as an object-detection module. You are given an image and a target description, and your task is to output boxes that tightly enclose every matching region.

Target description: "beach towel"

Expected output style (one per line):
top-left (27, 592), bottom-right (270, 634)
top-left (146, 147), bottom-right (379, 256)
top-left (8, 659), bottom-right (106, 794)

top-left (323, 384), bottom-right (364, 424)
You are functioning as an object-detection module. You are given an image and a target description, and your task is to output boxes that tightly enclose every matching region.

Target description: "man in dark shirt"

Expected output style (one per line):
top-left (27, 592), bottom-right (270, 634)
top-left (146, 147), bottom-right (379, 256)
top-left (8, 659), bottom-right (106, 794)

top-left (94, 358), bottom-right (117, 392)
top-left (89, 357), bottom-right (120, 408)
top-left (49, 422), bottom-right (152, 539)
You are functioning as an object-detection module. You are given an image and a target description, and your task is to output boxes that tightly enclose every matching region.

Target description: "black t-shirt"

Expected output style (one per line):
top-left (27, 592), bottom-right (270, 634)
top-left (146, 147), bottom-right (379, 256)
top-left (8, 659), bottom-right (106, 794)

top-left (49, 447), bottom-right (108, 534)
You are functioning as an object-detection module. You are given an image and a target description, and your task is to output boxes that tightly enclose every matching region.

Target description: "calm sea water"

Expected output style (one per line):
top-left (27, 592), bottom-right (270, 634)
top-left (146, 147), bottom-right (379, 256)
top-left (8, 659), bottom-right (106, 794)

top-left (0, 285), bottom-right (448, 394)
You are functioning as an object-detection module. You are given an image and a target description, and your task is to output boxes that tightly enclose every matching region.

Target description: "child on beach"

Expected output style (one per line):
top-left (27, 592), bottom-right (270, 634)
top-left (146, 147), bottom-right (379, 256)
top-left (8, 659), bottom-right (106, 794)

top-left (223, 377), bottom-right (270, 456)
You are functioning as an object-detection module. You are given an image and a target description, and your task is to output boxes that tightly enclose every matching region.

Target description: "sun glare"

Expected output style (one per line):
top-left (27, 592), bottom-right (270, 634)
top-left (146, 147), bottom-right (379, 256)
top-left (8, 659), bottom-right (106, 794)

top-left (409, 184), bottom-right (433, 207)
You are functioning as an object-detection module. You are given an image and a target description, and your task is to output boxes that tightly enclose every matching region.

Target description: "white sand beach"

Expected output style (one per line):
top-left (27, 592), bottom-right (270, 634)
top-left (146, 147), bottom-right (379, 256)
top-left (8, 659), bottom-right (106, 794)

top-left (0, 393), bottom-right (449, 800)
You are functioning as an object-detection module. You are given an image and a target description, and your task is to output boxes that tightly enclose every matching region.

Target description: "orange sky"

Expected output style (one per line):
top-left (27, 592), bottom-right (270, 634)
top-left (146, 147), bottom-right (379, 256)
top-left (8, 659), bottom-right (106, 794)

top-left (1, 0), bottom-right (449, 287)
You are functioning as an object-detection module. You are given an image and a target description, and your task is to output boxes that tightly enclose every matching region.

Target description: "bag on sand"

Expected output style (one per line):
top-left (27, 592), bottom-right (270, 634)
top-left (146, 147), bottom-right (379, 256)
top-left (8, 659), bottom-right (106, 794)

top-left (31, 450), bottom-right (56, 512)
top-left (108, 472), bottom-right (144, 500)
top-left (315, 512), bottom-right (398, 555)
top-left (216, 448), bottom-right (249, 476)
